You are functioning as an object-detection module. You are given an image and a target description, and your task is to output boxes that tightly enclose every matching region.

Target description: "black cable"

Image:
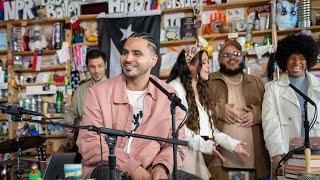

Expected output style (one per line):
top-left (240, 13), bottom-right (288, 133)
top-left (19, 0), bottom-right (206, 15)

top-left (309, 105), bottom-right (318, 131)
top-left (177, 111), bottom-right (188, 133)
top-left (274, 145), bottom-right (305, 180)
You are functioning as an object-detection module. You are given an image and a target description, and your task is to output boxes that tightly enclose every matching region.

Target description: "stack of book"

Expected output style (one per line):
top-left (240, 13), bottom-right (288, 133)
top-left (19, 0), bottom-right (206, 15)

top-left (285, 154), bottom-right (320, 179)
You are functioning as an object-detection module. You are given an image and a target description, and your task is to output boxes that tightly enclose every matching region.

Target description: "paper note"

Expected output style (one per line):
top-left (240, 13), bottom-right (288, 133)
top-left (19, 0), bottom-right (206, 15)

top-left (57, 47), bottom-right (70, 64)
top-left (226, 8), bottom-right (245, 21)
top-left (163, 13), bottom-right (185, 28)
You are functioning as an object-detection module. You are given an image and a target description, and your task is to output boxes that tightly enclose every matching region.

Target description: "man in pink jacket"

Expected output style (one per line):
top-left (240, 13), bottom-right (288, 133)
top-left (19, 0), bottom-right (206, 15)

top-left (77, 33), bottom-right (187, 180)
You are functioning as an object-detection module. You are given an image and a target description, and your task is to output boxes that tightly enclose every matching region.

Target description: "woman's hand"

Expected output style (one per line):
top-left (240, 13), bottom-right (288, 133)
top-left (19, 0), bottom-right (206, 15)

top-left (212, 145), bottom-right (225, 162)
top-left (233, 142), bottom-right (249, 157)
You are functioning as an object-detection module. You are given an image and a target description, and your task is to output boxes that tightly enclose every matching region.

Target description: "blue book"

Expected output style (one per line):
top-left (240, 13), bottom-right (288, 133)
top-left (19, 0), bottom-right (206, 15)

top-left (0, 31), bottom-right (7, 50)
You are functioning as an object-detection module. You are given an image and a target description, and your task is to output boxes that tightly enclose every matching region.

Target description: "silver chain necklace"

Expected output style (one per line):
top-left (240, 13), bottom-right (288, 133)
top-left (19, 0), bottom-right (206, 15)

top-left (221, 73), bottom-right (243, 85)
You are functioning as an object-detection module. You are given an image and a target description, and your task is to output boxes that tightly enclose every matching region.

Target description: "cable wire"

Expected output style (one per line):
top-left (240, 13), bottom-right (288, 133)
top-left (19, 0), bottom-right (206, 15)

top-left (177, 111), bottom-right (189, 133)
top-left (99, 129), bottom-right (104, 180)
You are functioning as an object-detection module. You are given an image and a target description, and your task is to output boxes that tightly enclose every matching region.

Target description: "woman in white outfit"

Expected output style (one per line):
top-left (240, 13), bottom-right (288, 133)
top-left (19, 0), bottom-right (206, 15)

top-left (167, 46), bottom-right (249, 179)
top-left (262, 34), bottom-right (320, 176)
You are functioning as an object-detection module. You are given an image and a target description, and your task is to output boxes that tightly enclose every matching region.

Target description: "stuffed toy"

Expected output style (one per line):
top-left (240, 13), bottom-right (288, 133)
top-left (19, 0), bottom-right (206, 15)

top-left (276, 0), bottom-right (298, 30)
top-left (28, 25), bottom-right (47, 51)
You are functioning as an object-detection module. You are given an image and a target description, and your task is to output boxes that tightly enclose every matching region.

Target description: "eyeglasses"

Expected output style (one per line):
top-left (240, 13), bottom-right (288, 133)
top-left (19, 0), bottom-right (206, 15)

top-left (221, 52), bottom-right (242, 58)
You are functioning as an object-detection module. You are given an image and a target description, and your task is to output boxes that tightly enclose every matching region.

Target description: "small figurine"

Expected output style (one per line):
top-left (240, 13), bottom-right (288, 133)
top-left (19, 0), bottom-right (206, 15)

top-left (28, 25), bottom-right (48, 51)
top-left (29, 163), bottom-right (42, 180)
top-left (36, 6), bottom-right (47, 20)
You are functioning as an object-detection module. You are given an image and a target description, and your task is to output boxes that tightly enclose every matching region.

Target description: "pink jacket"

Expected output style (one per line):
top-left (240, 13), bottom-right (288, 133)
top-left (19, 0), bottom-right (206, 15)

top-left (77, 74), bottom-right (186, 179)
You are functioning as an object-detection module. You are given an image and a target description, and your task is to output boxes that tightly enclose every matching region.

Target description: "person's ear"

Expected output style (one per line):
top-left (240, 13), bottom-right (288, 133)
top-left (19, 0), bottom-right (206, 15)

top-left (151, 55), bottom-right (158, 68)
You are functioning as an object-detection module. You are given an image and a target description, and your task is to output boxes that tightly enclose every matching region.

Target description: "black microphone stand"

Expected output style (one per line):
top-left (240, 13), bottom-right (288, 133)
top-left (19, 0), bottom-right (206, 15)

top-left (170, 95), bottom-right (178, 180)
top-left (149, 77), bottom-right (187, 180)
top-left (295, 100), bottom-right (310, 154)
top-left (8, 114), bottom-right (30, 180)
top-left (9, 116), bottom-right (189, 180)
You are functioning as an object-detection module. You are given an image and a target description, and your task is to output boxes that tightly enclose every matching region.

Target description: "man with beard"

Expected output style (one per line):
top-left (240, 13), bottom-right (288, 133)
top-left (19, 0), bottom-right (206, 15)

top-left (76, 33), bottom-right (193, 180)
top-left (206, 40), bottom-right (270, 179)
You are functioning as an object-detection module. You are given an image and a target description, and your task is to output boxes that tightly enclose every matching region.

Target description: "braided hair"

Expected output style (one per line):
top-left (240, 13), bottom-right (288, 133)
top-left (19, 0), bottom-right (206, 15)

top-left (167, 49), bottom-right (215, 136)
top-left (128, 32), bottom-right (159, 56)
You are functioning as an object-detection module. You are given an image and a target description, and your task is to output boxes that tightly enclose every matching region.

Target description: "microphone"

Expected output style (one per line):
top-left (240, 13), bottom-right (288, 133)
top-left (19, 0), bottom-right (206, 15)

top-left (0, 105), bottom-right (42, 117)
top-left (289, 84), bottom-right (316, 106)
top-left (149, 77), bottom-right (187, 111)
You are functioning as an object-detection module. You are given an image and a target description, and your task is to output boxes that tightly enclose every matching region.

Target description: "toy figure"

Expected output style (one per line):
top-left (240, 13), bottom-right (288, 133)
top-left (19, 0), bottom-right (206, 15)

top-left (28, 25), bottom-right (48, 51)
top-left (73, 26), bottom-right (84, 43)
top-left (36, 6), bottom-right (46, 20)
top-left (29, 163), bottom-right (41, 180)
top-left (276, 0), bottom-right (298, 30)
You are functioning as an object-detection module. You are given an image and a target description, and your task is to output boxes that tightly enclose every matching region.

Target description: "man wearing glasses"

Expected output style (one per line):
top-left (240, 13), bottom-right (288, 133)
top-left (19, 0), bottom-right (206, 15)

top-left (205, 40), bottom-right (270, 179)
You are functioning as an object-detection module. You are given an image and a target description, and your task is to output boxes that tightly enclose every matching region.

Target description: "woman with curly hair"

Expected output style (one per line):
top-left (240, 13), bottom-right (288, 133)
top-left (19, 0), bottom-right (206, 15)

top-left (262, 34), bottom-right (320, 176)
top-left (167, 46), bottom-right (249, 179)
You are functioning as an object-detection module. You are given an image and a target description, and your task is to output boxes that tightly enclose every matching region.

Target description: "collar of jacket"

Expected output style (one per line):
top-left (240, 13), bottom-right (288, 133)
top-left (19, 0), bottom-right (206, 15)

top-left (113, 74), bottom-right (158, 104)
top-left (209, 71), bottom-right (254, 84)
top-left (88, 75), bottom-right (108, 88)
top-left (278, 72), bottom-right (320, 89)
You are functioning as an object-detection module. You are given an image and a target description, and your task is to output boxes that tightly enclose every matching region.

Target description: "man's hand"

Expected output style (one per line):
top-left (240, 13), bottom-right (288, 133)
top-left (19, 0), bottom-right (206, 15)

top-left (225, 104), bottom-right (241, 124)
top-left (240, 106), bottom-right (253, 128)
top-left (212, 145), bottom-right (225, 162)
top-left (272, 155), bottom-right (284, 176)
top-left (131, 166), bottom-right (151, 180)
top-left (233, 142), bottom-right (249, 157)
top-left (151, 164), bottom-right (168, 180)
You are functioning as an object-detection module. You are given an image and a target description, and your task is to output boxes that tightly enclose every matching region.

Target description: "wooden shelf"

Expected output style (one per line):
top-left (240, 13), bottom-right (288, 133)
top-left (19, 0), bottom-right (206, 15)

top-left (203, 29), bottom-right (272, 41)
top-left (311, 63), bottom-right (320, 71)
top-left (43, 113), bottom-right (64, 119)
top-left (42, 134), bottom-right (67, 138)
top-left (0, 50), bottom-right (7, 55)
top-left (17, 82), bottom-right (65, 88)
top-left (9, 18), bottom-right (66, 26)
top-left (72, 42), bottom-right (98, 46)
top-left (160, 38), bottom-right (196, 46)
top-left (160, 74), bottom-right (169, 79)
top-left (0, 23), bottom-right (7, 28)
top-left (0, 113), bottom-right (64, 121)
top-left (161, 0), bottom-right (270, 14)
top-left (14, 65), bottom-right (66, 72)
top-left (162, 6), bottom-right (194, 14)
top-left (203, 0), bottom-right (270, 11)
top-left (160, 29), bottom-right (272, 46)
top-left (11, 49), bottom-right (57, 56)
top-left (78, 14), bottom-right (97, 20)
top-left (277, 25), bottom-right (320, 35)
top-left (0, 98), bottom-right (8, 103)
top-left (0, 114), bottom-right (7, 121)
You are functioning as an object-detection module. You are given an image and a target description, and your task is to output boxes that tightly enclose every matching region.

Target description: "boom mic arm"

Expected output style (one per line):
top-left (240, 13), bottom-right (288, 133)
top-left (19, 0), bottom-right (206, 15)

top-left (149, 77), bottom-right (187, 111)
top-left (0, 105), bottom-right (42, 117)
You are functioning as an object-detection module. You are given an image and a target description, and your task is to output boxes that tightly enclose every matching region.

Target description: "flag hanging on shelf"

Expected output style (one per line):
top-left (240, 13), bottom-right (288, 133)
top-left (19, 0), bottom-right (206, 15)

top-left (70, 11), bottom-right (80, 29)
top-left (98, 10), bottom-right (161, 78)
top-left (32, 50), bottom-right (42, 71)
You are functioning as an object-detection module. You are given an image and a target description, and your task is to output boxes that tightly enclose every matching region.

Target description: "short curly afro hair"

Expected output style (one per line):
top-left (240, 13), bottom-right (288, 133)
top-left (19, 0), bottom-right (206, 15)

top-left (275, 34), bottom-right (319, 72)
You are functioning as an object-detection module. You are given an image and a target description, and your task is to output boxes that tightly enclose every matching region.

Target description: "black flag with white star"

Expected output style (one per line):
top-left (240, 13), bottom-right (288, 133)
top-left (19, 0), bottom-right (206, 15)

top-left (98, 10), bottom-right (161, 78)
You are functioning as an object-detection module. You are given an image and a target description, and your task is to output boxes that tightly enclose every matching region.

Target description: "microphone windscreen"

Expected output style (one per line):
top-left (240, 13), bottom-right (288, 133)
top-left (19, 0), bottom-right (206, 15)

top-left (298, 174), bottom-right (320, 180)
